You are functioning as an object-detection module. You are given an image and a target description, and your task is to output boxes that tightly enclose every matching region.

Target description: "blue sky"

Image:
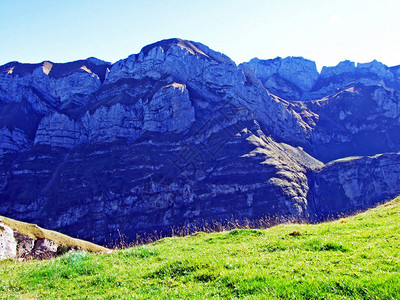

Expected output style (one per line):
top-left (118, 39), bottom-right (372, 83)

top-left (1, 0), bottom-right (399, 70)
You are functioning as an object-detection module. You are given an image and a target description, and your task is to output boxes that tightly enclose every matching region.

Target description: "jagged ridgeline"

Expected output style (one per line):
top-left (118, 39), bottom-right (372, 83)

top-left (1, 38), bottom-right (400, 244)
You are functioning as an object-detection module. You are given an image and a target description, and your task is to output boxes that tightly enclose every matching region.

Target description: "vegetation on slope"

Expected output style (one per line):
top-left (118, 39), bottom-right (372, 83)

top-left (0, 216), bottom-right (107, 253)
top-left (1, 197), bottom-right (399, 299)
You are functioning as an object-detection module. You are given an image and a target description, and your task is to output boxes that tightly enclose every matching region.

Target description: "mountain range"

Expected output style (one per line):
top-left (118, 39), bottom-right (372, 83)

top-left (1, 38), bottom-right (400, 244)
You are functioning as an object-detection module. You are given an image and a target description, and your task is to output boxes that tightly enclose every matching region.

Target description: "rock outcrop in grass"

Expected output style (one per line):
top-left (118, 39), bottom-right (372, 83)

top-left (0, 216), bottom-right (107, 260)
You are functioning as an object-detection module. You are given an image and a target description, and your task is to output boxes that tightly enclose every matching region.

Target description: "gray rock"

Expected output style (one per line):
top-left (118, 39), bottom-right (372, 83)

top-left (357, 60), bottom-right (392, 80)
top-left (13, 231), bottom-right (35, 259)
top-left (143, 83), bottom-right (195, 133)
top-left (244, 56), bottom-right (400, 101)
top-left (320, 60), bottom-right (356, 78)
top-left (34, 113), bottom-right (83, 148)
top-left (34, 83), bottom-right (195, 148)
top-left (0, 223), bottom-right (17, 260)
top-left (240, 56), bottom-right (319, 100)
top-left (278, 57), bottom-right (319, 91)
top-left (0, 127), bottom-right (29, 154)
top-left (0, 220), bottom-right (58, 261)
top-left (32, 239), bottom-right (58, 259)
top-left (311, 153), bottom-right (400, 216)
top-left (0, 59), bottom-right (110, 108)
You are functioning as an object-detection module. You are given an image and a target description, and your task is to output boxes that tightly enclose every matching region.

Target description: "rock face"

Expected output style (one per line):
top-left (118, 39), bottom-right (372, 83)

top-left (310, 153), bottom-right (400, 216)
top-left (242, 57), bottom-right (400, 101)
top-left (1, 38), bottom-right (400, 244)
top-left (0, 219), bottom-right (58, 260)
top-left (0, 220), bottom-right (17, 259)
top-left (241, 57), bottom-right (319, 100)
top-left (0, 216), bottom-right (106, 260)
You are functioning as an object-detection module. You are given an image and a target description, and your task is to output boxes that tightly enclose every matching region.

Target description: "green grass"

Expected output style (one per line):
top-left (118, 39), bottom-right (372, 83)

top-left (1, 198), bottom-right (400, 299)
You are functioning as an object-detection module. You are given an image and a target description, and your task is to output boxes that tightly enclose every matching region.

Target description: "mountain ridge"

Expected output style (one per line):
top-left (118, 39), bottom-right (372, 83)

top-left (1, 38), bottom-right (400, 244)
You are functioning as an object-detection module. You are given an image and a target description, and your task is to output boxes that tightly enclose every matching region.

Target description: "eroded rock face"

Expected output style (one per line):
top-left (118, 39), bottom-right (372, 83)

top-left (244, 57), bottom-right (400, 101)
top-left (240, 57), bottom-right (319, 100)
top-left (310, 153), bottom-right (400, 217)
top-left (31, 238), bottom-right (58, 259)
top-left (0, 59), bottom-right (109, 106)
top-left (33, 82), bottom-right (196, 148)
top-left (302, 84), bottom-right (400, 162)
top-left (0, 220), bottom-right (58, 260)
top-left (0, 58), bottom-right (111, 155)
top-left (1, 38), bottom-right (400, 244)
top-left (13, 231), bottom-right (35, 258)
top-left (0, 127), bottom-right (30, 154)
top-left (143, 83), bottom-right (195, 133)
top-left (0, 221), bottom-right (17, 260)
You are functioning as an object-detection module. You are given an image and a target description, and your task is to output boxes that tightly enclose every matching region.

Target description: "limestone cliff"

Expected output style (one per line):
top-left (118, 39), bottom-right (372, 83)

top-left (0, 38), bottom-right (399, 244)
top-left (310, 153), bottom-right (400, 217)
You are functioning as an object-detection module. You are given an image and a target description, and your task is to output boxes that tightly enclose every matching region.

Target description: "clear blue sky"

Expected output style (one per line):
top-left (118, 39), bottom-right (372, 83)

top-left (1, 0), bottom-right (399, 70)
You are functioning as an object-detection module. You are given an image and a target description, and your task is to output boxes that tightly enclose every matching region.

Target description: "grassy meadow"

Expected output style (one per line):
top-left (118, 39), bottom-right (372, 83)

top-left (1, 197), bottom-right (399, 299)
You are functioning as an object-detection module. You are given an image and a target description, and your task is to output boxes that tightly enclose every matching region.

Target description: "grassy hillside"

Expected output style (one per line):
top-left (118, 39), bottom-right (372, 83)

top-left (1, 197), bottom-right (400, 299)
top-left (1, 216), bottom-right (107, 254)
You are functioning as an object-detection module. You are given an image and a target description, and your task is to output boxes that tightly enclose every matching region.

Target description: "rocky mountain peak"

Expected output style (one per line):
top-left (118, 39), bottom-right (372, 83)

top-left (245, 55), bottom-right (400, 100)
top-left (278, 56), bottom-right (319, 91)
top-left (0, 61), bottom-right (40, 77)
top-left (240, 56), bottom-right (319, 100)
top-left (105, 38), bottom-right (240, 97)
top-left (319, 59), bottom-right (390, 80)
top-left (320, 60), bottom-right (356, 78)
top-left (140, 38), bottom-right (209, 58)
top-left (0, 58), bottom-right (110, 81)
top-left (86, 57), bottom-right (111, 66)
